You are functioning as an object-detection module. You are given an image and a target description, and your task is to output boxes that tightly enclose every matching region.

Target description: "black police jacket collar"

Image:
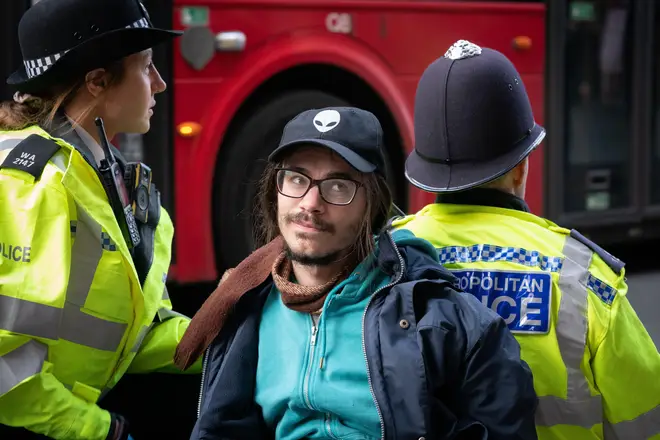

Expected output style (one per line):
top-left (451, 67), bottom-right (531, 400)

top-left (435, 188), bottom-right (530, 213)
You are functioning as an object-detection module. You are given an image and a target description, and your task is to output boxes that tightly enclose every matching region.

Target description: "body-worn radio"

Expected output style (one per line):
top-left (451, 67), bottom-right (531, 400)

top-left (95, 118), bottom-right (141, 249)
top-left (124, 162), bottom-right (152, 224)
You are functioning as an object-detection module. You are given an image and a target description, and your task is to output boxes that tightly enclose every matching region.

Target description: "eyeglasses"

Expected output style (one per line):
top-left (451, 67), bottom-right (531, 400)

top-left (275, 168), bottom-right (362, 206)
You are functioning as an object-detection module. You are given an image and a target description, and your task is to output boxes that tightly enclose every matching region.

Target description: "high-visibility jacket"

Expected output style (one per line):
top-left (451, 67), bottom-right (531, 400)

top-left (0, 126), bottom-right (202, 440)
top-left (394, 202), bottom-right (660, 440)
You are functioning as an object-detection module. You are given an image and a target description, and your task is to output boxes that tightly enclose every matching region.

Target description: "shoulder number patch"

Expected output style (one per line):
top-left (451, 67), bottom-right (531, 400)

top-left (452, 269), bottom-right (552, 334)
top-left (0, 134), bottom-right (60, 180)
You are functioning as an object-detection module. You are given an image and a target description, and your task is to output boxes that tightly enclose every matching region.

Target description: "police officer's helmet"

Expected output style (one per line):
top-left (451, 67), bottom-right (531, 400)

top-left (7, 0), bottom-right (182, 94)
top-left (405, 40), bottom-right (546, 193)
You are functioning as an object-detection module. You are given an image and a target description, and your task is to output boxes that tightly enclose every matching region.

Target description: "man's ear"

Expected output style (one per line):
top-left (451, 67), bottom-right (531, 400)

top-left (512, 157), bottom-right (529, 187)
top-left (85, 68), bottom-right (109, 98)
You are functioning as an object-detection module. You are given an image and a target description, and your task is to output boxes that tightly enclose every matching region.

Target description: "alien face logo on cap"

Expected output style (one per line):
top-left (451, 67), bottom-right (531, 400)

top-left (444, 40), bottom-right (482, 60)
top-left (313, 109), bottom-right (341, 133)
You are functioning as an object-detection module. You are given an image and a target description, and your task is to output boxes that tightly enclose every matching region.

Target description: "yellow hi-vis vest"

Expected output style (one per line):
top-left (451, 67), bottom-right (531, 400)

top-left (394, 203), bottom-right (660, 440)
top-left (0, 126), bottom-right (201, 440)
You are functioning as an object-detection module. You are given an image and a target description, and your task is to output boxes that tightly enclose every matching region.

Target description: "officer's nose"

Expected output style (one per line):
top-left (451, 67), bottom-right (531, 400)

top-left (152, 66), bottom-right (167, 94)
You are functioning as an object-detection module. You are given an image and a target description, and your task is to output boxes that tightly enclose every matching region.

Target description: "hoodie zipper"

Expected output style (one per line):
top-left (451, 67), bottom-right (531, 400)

top-left (361, 231), bottom-right (406, 440)
top-left (303, 313), bottom-right (320, 408)
top-left (195, 311), bottom-right (323, 419)
top-left (197, 349), bottom-right (210, 418)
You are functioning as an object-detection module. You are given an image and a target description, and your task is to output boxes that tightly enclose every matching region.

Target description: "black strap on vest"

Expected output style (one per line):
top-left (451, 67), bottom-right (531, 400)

top-left (0, 134), bottom-right (60, 180)
top-left (106, 146), bottom-right (162, 286)
top-left (569, 229), bottom-right (625, 275)
top-left (133, 184), bottom-right (162, 287)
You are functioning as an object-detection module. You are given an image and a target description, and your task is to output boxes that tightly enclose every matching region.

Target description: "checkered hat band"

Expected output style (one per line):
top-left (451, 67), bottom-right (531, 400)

top-left (22, 17), bottom-right (150, 79)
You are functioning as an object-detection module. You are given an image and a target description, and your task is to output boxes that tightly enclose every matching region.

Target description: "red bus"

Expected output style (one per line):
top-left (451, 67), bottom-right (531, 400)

top-left (145, 0), bottom-right (546, 284)
top-left (3, 0), bottom-right (657, 289)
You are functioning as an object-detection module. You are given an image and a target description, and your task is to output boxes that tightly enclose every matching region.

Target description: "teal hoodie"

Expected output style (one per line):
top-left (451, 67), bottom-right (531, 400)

top-left (254, 230), bottom-right (438, 439)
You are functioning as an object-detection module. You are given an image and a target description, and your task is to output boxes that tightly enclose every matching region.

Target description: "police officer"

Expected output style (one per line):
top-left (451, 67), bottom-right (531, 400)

top-left (0, 1), bottom-right (201, 439)
top-left (395, 40), bottom-right (660, 440)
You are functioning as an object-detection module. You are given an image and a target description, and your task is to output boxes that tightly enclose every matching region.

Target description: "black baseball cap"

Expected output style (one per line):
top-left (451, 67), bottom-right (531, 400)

top-left (405, 40), bottom-right (546, 193)
top-left (268, 107), bottom-right (386, 175)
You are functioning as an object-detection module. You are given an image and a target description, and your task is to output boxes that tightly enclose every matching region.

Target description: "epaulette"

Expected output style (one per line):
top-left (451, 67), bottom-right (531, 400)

top-left (569, 229), bottom-right (625, 275)
top-left (0, 134), bottom-right (60, 180)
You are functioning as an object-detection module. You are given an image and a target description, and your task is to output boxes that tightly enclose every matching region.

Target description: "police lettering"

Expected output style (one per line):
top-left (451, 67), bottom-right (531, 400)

top-left (0, 242), bottom-right (31, 263)
top-left (452, 269), bottom-right (552, 334)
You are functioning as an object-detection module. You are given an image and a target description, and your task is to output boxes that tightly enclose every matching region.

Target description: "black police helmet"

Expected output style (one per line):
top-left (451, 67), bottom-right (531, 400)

top-left (405, 40), bottom-right (546, 193)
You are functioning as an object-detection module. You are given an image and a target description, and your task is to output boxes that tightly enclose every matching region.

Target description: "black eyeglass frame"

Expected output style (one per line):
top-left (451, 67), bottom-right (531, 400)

top-left (275, 168), bottom-right (363, 206)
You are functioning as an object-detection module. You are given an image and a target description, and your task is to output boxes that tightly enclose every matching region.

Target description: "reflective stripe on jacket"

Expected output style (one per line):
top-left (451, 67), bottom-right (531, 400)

top-left (0, 126), bottom-right (200, 440)
top-left (394, 201), bottom-right (660, 440)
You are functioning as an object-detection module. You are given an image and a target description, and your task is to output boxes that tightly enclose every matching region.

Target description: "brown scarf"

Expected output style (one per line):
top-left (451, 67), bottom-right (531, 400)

top-left (272, 251), bottom-right (344, 314)
top-left (173, 236), bottom-right (344, 371)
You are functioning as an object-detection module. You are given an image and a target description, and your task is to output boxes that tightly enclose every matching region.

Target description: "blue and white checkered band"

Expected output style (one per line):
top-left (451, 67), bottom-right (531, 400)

top-left (23, 17), bottom-right (151, 79)
top-left (443, 39), bottom-right (482, 60)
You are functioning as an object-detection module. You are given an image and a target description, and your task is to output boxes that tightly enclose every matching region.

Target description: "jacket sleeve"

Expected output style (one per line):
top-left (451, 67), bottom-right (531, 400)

top-left (592, 278), bottom-right (660, 439)
top-left (458, 315), bottom-right (539, 440)
top-left (0, 179), bottom-right (112, 440)
top-left (191, 307), bottom-right (272, 440)
top-left (125, 205), bottom-right (203, 375)
top-left (0, 337), bottom-right (113, 439)
top-left (127, 293), bottom-right (203, 375)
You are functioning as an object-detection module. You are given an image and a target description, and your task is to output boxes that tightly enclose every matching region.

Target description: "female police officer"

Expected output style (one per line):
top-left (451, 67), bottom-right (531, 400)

top-left (0, 0), bottom-right (200, 439)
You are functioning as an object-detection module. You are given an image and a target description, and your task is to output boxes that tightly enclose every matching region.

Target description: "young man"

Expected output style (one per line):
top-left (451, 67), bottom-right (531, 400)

top-left (0, 1), bottom-right (199, 439)
top-left (174, 107), bottom-right (539, 440)
top-left (396, 40), bottom-right (660, 439)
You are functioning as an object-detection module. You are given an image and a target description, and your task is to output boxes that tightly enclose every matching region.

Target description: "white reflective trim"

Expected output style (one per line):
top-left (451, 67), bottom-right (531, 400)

top-left (0, 201), bottom-right (127, 351)
top-left (604, 404), bottom-right (660, 439)
top-left (50, 150), bottom-right (68, 173)
top-left (536, 235), bottom-right (603, 428)
top-left (59, 204), bottom-right (128, 351)
top-left (157, 307), bottom-right (188, 322)
top-left (67, 205), bottom-right (102, 306)
top-left (0, 340), bottom-right (47, 395)
top-left (0, 139), bottom-right (22, 152)
top-left (536, 394), bottom-right (602, 429)
top-left (131, 323), bottom-right (154, 353)
top-left (556, 236), bottom-right (593, 401)
top-left (0, 295), bottom-right (60, 340)
top-left (60, 303), bottom-right (127, 352)
top-left (0, 296), bottom-right (127, 352)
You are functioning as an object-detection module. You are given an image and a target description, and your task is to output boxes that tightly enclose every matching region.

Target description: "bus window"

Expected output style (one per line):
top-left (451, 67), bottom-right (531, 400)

top-left (563, 0), bottom-right (632, 213)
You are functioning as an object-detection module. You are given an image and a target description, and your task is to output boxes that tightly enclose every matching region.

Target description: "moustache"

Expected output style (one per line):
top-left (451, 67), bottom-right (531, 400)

top-left (286, 212), bottom-right (334, 233)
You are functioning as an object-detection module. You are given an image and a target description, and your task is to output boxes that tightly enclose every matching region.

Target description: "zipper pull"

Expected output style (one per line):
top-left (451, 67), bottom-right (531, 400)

top-left (311, 325), bottom-right (318, 346)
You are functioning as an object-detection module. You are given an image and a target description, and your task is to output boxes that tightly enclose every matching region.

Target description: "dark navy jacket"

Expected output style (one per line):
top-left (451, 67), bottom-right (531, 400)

top-left (191, 231), bottom-right (538, 440)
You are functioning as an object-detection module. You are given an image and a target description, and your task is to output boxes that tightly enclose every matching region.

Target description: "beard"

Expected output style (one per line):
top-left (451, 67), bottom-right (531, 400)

top-left (284, 244), bottom-right (347, 267)
top-left (282, 211), bottom-right (357, 267)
